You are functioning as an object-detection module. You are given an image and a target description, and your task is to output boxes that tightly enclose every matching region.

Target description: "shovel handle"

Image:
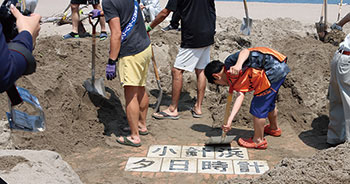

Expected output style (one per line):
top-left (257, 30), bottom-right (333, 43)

top-left (324, 0), bottom-right (327, 25)
top-left (337, 0), bottom-right (343, 22)
top-left (221, 93), bottom-right (233, 139)
top-left (151, 45), bottom-right (161, 81)
top-left (243, 0), bottom-right (249, 18)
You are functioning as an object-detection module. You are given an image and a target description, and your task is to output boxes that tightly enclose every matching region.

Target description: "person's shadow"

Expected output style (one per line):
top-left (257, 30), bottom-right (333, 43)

top-left (190, 124), bottom-right (253, 142)
top-left (299, 114), bottom-right (330, 150)
top-left (149, 89), bottom-right (194, 112)
top-left (86, 87), bottom-right (128, 137)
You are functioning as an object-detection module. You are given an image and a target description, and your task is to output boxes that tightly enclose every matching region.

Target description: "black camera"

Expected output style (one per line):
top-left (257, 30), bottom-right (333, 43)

top-left (0, 0), bottom-right (31, 42)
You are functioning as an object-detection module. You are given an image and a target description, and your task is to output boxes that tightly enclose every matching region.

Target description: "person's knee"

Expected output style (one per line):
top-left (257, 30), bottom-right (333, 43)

top-left (71, 4), bottom-right (79, 11)
top-left (171, 67), bottom-right (184, 76)
top-left (92, 4), bottom-right (102, 10)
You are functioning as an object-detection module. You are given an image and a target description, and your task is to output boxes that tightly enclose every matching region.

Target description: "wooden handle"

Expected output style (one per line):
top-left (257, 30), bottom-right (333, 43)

top-left (151, 46), bottom-right (161, 81)
top-left (243, 0), bottom-right (249, 18)
top-left (223, 93), bottom-right (233, 127)
top-left (221, 93), bottom-right (233, 140)
top-left (324, 0), bottom-right (327, 25)
top-left (337, 0), bottom-right (343, 22)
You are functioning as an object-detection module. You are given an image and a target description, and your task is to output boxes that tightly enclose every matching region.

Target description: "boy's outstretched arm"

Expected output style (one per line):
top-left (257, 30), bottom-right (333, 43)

top-left (229, 49), bottom-right (250, 75)
top-left (222, 92), bottom-right (245, 132)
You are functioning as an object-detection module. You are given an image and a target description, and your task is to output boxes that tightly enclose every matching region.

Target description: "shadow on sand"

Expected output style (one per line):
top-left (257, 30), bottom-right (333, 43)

top-left (86, 87), bottom-right (128, 137)
top-left (299, 114), bottom-right (330, 150)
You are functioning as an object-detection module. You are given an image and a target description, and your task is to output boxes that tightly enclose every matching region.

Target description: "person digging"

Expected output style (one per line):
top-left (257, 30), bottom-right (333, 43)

top-left (204, 47), bottom-right (290, 149)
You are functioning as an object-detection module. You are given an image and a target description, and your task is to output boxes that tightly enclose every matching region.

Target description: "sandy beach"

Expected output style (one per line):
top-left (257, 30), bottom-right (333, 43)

top-left (36, 0), bottom-right (350, 37)
top-left (1, 0), bottom-right (350, 184)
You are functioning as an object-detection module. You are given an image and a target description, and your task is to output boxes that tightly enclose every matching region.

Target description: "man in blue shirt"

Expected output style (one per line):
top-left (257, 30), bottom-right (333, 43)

top-left (103, 0), bottom-right (151, 147)
top-left (0, 4), bottom-right (41, 93)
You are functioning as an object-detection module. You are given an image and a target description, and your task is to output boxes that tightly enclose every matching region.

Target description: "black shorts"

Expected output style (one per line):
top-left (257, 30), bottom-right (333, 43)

top-left (71, 0), bottom-right (100, 5)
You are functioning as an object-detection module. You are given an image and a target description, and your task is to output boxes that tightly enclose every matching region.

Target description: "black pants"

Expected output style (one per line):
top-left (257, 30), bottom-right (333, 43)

top-left (170, 11), bottom-right (180, 28)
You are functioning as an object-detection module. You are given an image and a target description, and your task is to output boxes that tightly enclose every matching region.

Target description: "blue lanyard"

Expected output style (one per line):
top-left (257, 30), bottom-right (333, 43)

top-left (121, 0), bottom-right (138, 42)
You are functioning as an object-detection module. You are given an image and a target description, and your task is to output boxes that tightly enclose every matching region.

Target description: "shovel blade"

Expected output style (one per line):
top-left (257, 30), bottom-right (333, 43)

top-left (205, 135), bottom-right (236, 145)
top-left (83, 77), bottom-right (106, 97)
top-left (315, 22), bottom-right (327, 41)
top-left (240, 17), bottom-right (252, 35)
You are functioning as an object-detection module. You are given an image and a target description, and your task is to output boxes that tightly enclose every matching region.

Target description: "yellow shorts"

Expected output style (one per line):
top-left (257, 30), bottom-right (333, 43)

top-left (118, 45), bottom-right (152, 87)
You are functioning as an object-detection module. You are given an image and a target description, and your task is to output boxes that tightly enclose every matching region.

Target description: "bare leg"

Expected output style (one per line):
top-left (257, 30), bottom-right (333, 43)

top-left (252, 116), bottom-right (266, 143)
top-left (93, 4), bottom-right (106, 32)
top-left (267, 108), bottom-right (279, 130)
top-left (138, 87), bottom-right (148, 132)
top-left (118, 86), bottom-right (141, 144)
top-left (71, 4), bottom-right (80, 33)
top-left (193, 68), bottom-right (206, 115)
top-left (154, 67), bottom-right (183, 117)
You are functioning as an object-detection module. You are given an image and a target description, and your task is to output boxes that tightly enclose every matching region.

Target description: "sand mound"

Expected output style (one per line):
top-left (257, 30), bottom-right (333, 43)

top-left (220, 142), bottom-right (350, 184)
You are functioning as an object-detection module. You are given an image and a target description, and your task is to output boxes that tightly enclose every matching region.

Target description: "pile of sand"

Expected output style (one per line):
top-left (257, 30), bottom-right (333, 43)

top-left (220, 142), bottom-right (350, 184)
top-left (0, 17), bottom-right (349, 183)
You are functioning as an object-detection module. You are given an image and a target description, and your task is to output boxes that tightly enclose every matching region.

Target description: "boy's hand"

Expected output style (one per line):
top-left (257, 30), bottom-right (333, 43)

top-left (229, 65), bottom-right (241, 75)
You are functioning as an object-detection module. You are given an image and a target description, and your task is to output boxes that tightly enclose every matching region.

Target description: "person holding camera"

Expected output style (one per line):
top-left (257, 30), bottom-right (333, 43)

top-left (0, 4), bottom-right (41, 93)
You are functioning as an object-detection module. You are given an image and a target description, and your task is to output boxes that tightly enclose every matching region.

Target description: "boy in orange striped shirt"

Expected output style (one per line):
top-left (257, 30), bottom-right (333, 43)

top-left (204, 47), bottom-right (290, 149)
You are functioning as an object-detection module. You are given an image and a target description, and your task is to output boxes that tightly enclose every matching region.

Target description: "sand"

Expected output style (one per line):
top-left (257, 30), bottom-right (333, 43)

top-left (0, 1), bottom-right (350, 184)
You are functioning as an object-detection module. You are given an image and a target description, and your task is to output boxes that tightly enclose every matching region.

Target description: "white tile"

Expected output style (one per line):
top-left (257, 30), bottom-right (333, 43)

top-left (198, 159), bottom-right (234, 174)
top-left (233, 160), bottom-right (269, 175)
top-left (215, 147), bottom-right (249, 160)
top-left (147, 145), bottom-right (182, 158)
top-left (181, 146), bottom-right (215, 159)
top-left (125, 157), bottom-right (162, 172)
top-left (161, 158), bottom-right (197, 173)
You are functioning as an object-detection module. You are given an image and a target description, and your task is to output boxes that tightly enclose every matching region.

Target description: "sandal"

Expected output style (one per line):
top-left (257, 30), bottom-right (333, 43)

top-left (63, 32), bottom-right (79, 39)
top-left (264, 125), bottom-right (282, 137)
top-left (152, 111), bottom-right (180, 120)
top-left (122, 126), bottom-right (149, 135)
top-left (190, 107), bottom-right (202, 118)
top-left (100, 32), bottom-right (108, 41)
top-left (116, 136), bottom-right (141, 147)
top-left (238, 137), bottom-right (268, 149)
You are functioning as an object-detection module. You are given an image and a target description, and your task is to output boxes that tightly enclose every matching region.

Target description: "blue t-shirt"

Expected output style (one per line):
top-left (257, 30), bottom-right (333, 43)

top-left (103, 0), bottom-right (150, 58)
top-left (225, 50), bottom-right (290, 83)
top-left (0, 24), bottom-right (32, 93)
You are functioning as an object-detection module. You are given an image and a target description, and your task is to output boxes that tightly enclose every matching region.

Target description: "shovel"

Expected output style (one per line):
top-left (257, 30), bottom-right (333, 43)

top-left (83, 11), bottom-right (106, 97)
top-left (205, 93), bottom-right (236, 145)
top-left (315, 0), bottom-right (328, 40)
top-left (150, 45), bottom-right (163, 112)
top-left (337, 0), bottom-right (343, 22)
top-left (240, 0), bottom-right (252, 36)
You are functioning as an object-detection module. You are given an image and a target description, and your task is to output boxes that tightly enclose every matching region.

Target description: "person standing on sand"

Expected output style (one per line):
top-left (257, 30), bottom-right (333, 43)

top-left (139, 0), bottom-right (162, 23)
top-left (204, 47), bottom-right (290, 149)
top-left (147, 0), bottom-right (216, 120)
top-left (102, 0), bottom-right (152, 147)
top-left (327, 34), bottom-right (350, 146)
top-left (63, 0), bottom-right (107, 40)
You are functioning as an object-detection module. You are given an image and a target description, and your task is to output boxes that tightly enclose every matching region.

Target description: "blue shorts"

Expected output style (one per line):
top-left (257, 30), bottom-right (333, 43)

top-left (250, 77), bottom-right (286, 118)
